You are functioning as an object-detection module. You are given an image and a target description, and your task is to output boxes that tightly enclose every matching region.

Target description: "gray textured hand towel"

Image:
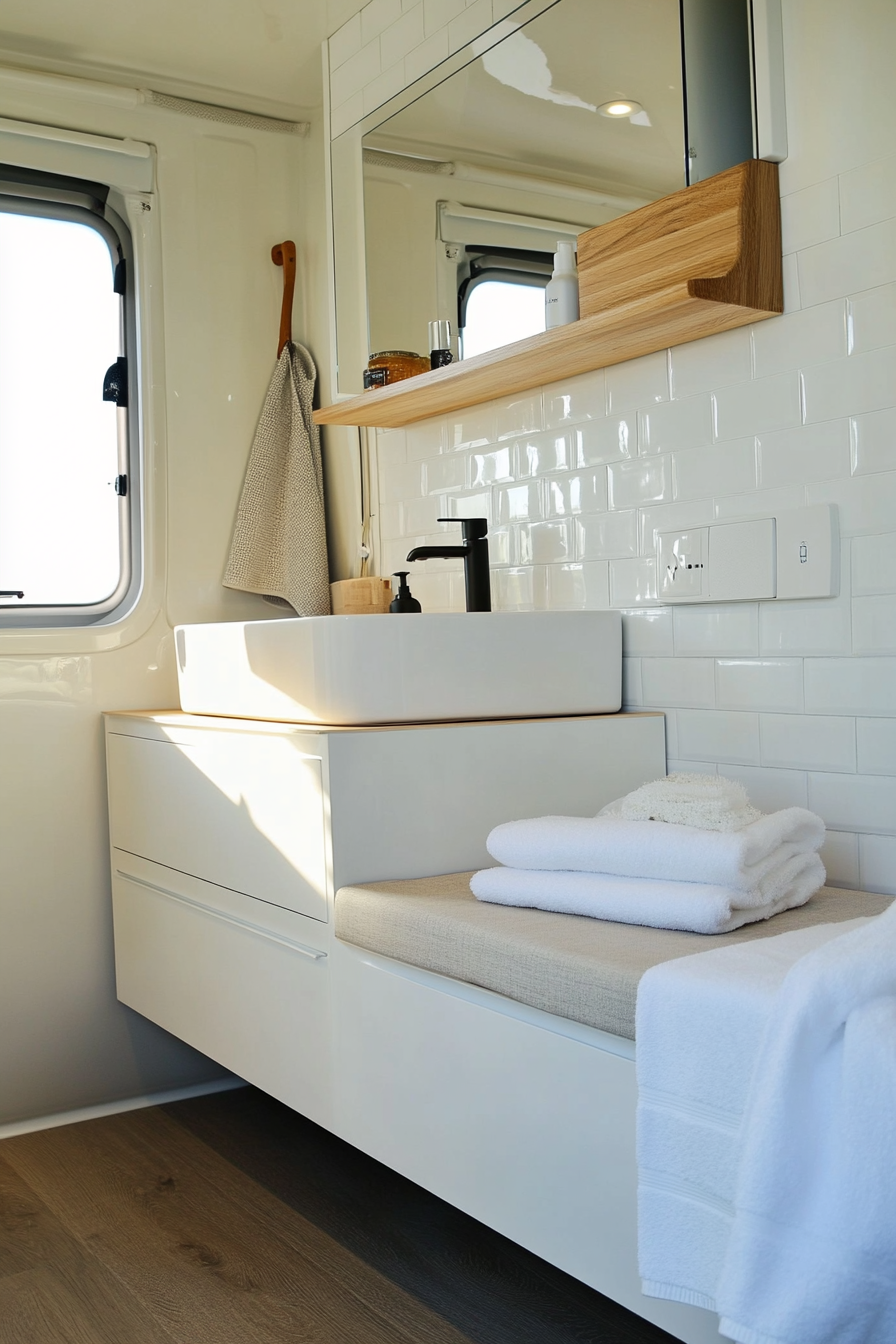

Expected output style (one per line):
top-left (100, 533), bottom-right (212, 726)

top-left (224, 340), bottom-right (330, 616)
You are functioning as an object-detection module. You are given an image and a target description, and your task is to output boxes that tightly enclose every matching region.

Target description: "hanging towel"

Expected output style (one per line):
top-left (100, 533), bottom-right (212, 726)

top-left (603, 773), bottom-right (761, 831)
top-left (715, 898), bottom-right (896, 1344)
top-left (635, 915), bottom-right (876, 1313)
top-left (470, 851), bottom-right (826, 934)
top-left (224, 340), bottom-right (330, 616)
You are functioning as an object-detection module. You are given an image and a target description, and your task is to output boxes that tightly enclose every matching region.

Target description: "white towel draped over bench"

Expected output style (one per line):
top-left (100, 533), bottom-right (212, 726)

top-left (637, 899), bottom-right (896, 1344)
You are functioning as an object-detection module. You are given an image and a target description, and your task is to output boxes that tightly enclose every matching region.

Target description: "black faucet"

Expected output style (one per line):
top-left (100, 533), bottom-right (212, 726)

top-left (406, 517), bottom-right (491, 612)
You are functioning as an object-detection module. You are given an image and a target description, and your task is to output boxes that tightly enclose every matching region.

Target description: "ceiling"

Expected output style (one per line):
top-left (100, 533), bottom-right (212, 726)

top-left (0, 0), bottom-right (331, 116)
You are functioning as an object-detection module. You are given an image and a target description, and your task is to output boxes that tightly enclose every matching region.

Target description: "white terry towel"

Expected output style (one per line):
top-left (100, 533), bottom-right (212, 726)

top-left (486, 809), bottom-right (825, 891)
top-left (470, 851), bottom-right (826, 934)
top-left (224, 341), bottom-right (330, 616)
top-left (605, 772), bottom-right (761, 831)
top-left (635, 916), bottom-right (875, 1313)
top-left (715, 899), bottom-right (896, 1344)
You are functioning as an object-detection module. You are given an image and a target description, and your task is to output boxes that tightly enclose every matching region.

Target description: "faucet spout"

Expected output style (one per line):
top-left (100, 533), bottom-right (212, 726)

top-left (406, 517), bottom-right (491, 612)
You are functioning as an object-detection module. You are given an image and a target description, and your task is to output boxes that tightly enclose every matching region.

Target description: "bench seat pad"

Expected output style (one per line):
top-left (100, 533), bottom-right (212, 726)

top-left (335, 874), bottom-right (890, 1040)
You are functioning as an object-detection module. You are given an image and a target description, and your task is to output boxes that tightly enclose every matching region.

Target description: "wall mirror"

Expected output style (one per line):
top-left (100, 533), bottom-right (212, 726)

top-left (330, 0), bottom-right (755, 396)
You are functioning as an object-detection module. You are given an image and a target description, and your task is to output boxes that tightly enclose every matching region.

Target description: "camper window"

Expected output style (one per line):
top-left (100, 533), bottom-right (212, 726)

top-left (0, 166), bottom-right (135, 627)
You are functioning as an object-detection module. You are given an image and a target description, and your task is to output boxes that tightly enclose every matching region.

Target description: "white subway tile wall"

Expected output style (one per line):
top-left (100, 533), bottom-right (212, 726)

top-left (329, 0), bottom-right (896, 887)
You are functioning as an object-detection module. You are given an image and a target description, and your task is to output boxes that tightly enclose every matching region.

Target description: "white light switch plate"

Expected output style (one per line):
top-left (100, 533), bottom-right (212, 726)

top-left (775, 503), bottom-right (839, 599)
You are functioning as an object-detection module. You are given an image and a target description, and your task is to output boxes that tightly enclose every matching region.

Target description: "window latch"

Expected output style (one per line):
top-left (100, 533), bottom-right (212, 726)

top-left (0, 590), bottom-right (24, 599)
top-left (103, 357), bottom-right (128, 407)
top-left (114, 475), bottom-right (128, 497)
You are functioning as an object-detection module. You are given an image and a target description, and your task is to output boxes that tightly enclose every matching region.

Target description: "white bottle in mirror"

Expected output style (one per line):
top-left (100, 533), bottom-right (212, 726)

top-left (545, 240), bottom-right (580, 329)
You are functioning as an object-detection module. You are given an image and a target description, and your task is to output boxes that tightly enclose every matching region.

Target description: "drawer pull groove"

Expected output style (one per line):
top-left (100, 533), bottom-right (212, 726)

top-left (115, 869), bottom-right (327, 961)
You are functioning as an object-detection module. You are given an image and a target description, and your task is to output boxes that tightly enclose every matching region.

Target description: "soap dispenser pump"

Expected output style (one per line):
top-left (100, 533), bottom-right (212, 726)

top-left (544, 239), bottom-right (579, 329)
top-left (390, 571), bottom-right (421, 613)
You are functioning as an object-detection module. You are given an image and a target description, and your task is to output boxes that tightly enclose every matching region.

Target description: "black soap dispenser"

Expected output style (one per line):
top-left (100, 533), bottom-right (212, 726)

top-left (389, 571), bottom-right (421, 613)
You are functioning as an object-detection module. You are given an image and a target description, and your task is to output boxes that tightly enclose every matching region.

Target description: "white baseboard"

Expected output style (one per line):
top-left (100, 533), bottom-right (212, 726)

top-left (0, 1074), bottom-right (247, 1142)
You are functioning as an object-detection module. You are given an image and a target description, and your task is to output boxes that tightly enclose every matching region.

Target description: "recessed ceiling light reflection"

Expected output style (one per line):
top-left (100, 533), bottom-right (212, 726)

top-left (598, 99), bottom-right (643, 118)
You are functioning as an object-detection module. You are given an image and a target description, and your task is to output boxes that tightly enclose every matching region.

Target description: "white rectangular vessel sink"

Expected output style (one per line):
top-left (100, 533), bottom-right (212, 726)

top-left (175, 611), bottom-right (622, 726)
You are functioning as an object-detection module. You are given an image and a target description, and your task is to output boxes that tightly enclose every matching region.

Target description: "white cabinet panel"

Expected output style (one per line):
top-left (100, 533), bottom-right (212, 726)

top-left (112, 853), bottom-right (331, 1126)
top-left (107, 729), bottom-right (327, 922)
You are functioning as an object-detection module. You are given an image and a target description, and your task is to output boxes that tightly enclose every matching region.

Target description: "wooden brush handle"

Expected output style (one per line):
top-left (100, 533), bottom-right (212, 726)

top-left (271, 240), bottom-right (297, 357)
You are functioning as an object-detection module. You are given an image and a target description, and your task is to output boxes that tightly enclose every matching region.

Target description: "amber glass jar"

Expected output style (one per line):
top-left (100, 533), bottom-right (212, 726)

top-left (367, 350), bottom-right (430, 384)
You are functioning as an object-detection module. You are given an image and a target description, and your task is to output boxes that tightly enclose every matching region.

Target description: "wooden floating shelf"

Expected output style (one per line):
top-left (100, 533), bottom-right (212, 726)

top-left (313, 159), bottom-right (782, 431)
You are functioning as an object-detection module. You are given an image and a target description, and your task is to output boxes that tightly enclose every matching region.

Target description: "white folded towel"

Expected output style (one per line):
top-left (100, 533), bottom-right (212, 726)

top-left (470, 851), bottom-right (826, 934)
top-left (635, 916), bottom-right (874, 1313)
top-left (605, 773), bottom-right (761, 831)
top-left (486, 808), bottom-right (825, 891)
top-left (716, 899), bottom-right (896, 1344)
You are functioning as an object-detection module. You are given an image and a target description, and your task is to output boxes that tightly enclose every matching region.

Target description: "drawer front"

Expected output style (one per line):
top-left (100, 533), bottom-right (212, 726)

top-left (107, 729), bottom-right (327, 922)
top-left (112, 855), bottom-right (331, 1126)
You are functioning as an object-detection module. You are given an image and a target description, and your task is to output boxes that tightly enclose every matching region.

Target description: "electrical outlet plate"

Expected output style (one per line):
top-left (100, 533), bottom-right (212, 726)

top-left (657, 527), bottom-right (709, 601)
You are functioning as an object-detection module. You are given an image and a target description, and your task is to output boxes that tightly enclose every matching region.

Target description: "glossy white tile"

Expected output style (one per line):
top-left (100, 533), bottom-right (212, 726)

top-left (378, 501), bottom-right (402, 539)
top-left (329, 39), bottom-right (381, 106)
top-left (849, 407), bottom-right (896, 476)
top-left (638, 396), bottom-right (713, 455)
top-left (802, 345), bottom-right (896, 423)
top-left (424, 454), bottom-right (467, 494)
top-left (622, 657), bottom-right (643, 708)
top-left (852, 594), bottom-right (896, 653)
top-left (858, 833), bottom-right (896, 895)
top-left (363, 59), bottom-right (408, 114)
top-left (819, 830), bottom-right (860, 889)
top-left (518, 431), bottom-right (573, 477)
top-left (403, 27), bottom-right (449, 84)
top-left (448, 406), bottom-right (497, 450)
top-left (620, 607), bottom-right (674, 656)
top-left (401, 494), bottom-right (444, 535)
top-left (641, 658), bottom-right (716, 710)
top-left (714, 486), bottom-right (808, 520)
top-left (543, 369), bottom-right (606, 427)
top-left (672, 440), bottom-right (756, 501)
top-left (329, 13), bottom-right (362, 69)
top-left (808, 772), bottom-right (896, 835)
top-left (713, 372), bottom-right (801, 441)
top-left (361, 0), bottom-right (402, 43)
top-left (574, 417), bottom-right (636, 466)
top-left (779, 177), bottom-right (840, 254)
top-left (717, 764), bottom-right (808, 811)
top-left (807, 471), bottom-right (896, 535)
top-left (798, 218), bottom-right (896, 307)
top-left (518, 519), bottom-right (573, 565)
top-left (856, 717), bottom-right (896, 775)
top-left (670, 328), bottom-right (752, 398)
top-left (546, 470), bottom-right (608, 518)
top-left (605, 352), bottom-right (668, 412)
top-left (546, 561), bottom-right (610, 610)
top-left (445, 489), bottom-right (493, 523)
top-left (666, 757), bottom-right (719, 779)
top-left (609, 557), bottom-right (658, 606)
top-left (782, 252), bottom-right (800, 314)
top-left (805, 657), bottom-right (896, 716)
top-left (839, 153), bottom-right (896, 234)
top-left (852, 533), bottom-right (896, 596)
top-left (673, 603), bottom-right (759, 656)
top-left (495, 393), bottom-right (544, 441)
top-left (470, 445), bottom-right (513, 487)
top-left (379, 4), bottom-right (425, 64)
top-left (676, 709), bottom-right (760, 764)
top-left (486, 525), bottom-right (513, 567)
top-left (492, 565), bottom-right (547, 612)
top-left (716, 658), bottom-right (804, 713)
top-left (494, 482), bottom-right (541, 525)
top-left (760, 713), bottom-right (856, 772)
top-left (406, 418), bottom-right (447, 458)
top-left (848, 283), bottom-right (896, 354)
top-left (608, 457), bottom-right (670, 510)
top-left (575, 511), bottom-right (638, 560)
top-left (756, 420), bottom-right (850, 488)
top-left (751, 300), bottom-right (847, 377)
top-left (381, 460), bottom-right (424, 502)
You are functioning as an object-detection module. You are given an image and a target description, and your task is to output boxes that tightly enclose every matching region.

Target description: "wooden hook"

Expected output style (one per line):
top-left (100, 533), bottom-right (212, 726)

top-left (271, 240), bottom-right (297, 358)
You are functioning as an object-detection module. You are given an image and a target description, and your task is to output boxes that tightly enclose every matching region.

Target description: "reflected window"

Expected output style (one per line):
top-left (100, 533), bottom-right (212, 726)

top-left (460, 279), bottom-right (547, 359)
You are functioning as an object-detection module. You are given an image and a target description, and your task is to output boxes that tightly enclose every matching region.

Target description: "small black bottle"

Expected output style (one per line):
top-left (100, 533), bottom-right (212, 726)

top-left (429, 319), bottom-right (453, 369)
top-left (389, 571), bottom-right (421, 613)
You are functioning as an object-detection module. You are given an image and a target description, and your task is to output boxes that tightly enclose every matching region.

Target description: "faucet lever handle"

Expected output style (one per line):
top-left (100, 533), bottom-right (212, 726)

top-left (437, 516), bottom-right (488, 540)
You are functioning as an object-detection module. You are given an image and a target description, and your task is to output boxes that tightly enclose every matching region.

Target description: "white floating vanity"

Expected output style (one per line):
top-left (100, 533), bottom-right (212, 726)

top-left (105, 688), bottom-right (723, 1343)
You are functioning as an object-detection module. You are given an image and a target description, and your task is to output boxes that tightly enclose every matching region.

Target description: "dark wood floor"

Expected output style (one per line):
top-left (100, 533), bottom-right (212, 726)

top-left (0, 1084), bottom-right (678, 1344)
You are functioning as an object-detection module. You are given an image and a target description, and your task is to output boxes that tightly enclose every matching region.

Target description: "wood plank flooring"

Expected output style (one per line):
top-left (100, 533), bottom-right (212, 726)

top-left (0, 1085), bottom-right (678, 1344)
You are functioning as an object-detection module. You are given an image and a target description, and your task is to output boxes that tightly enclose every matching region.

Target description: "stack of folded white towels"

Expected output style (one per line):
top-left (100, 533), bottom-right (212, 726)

top-left (471, 773), bottom-right (827, 934)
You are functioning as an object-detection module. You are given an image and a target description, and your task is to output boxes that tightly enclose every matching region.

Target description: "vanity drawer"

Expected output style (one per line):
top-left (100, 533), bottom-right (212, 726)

top-left (111, 852), bottom-right (331, 1126)
top-left (106, 727), bottom-right (328, 922)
